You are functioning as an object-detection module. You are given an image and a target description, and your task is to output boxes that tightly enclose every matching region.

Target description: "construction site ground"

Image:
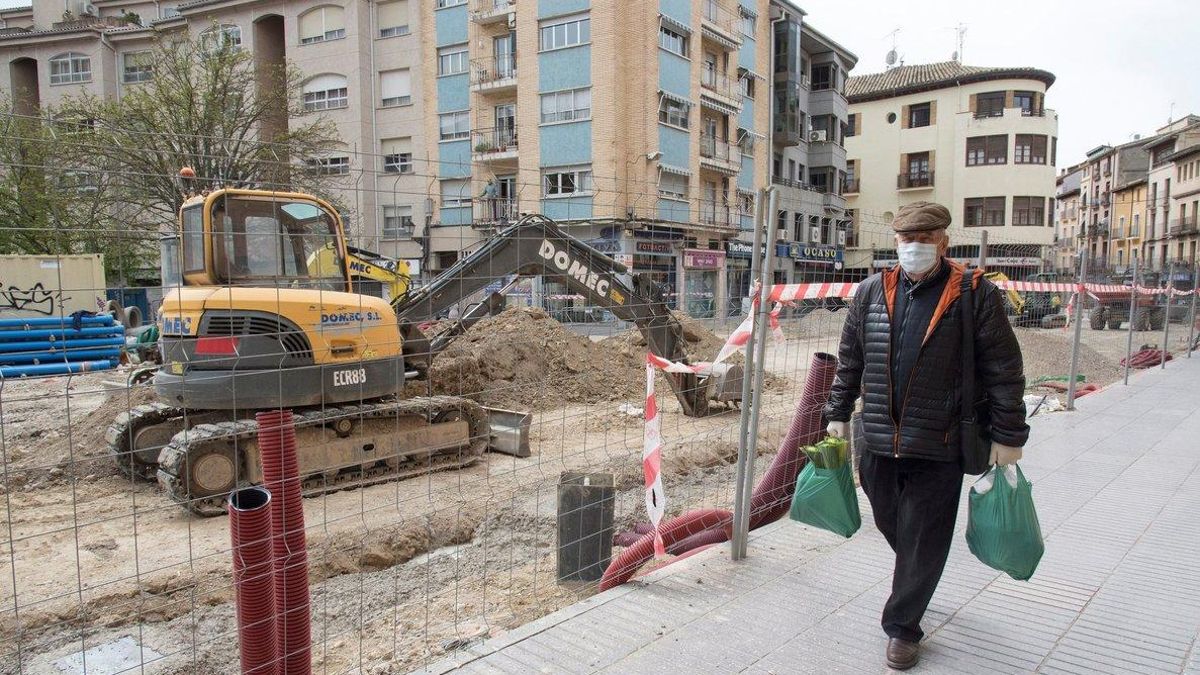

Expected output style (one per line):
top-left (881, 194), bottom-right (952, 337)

top-left (421, 344), bottom-right (1200, 675)
top-left (0, 310), bottom-right (1185, 673)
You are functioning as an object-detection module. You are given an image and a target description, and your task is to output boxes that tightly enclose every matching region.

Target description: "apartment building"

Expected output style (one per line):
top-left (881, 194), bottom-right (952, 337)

top-left (1076, 140), bottom-right (1149, 272)
top-left (767, 8), bottom-right (857, 285)
top-left (2, 0), bottom-right (856, 315)
top-left (843, 61), bottom-right (1059, 279)
top-left (1141, 116), bottom-right (1200, 270)
top-left (1053, 165), bottom-right (1082, 274)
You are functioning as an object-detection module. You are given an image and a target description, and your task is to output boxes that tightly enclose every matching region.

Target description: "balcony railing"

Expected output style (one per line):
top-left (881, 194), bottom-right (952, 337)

top-left (469, 55), bottom-right (517, 90)
top-left (470, 0), bottom-right (514, 23)
top-left (472, 127), bottom-right (518, 159)
top-left (700, 0), bottom-right (742, 47)
top-left (1020, 108), bottom-right (1047, 117)
top-left (1169, 217), bottom-right (1199, 236)
top-left (897, 172), bottom-right (934, 189)
top-left (701, 67), bottom-right (738, 100)
top-left (771, 175), bottom-right (824, 192)
top-left (842, 178), bottom-right (860, 193)
top-left (474, 197), bottom-right (519, 226)
top-left (699, 133), bottom-right (741, 173)
top-left (972, 108), bottom-right (1004, 119)
top-left (699, 202), bottom-right (734, 227)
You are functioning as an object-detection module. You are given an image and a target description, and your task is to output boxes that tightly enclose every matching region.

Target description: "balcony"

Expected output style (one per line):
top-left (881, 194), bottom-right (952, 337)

top-left (470, 0), bottom-right (514, 25)
top-left (773, 113), bottom-right (803, 146)
top-left (1169, 217), bottom-right (1199, 237)
top-left (700, 1), bottom-right (742, 50)
top-left (699, 202), bottom-right (736, 229)
top-left (699, 134), bottom-right (741, 175)
top-left (897, 171), bottom-right (934, 190)
top-left (470, 55), bottom-right (517, 94)
top-left (700, 67), bottom-right (743, 112)
top-left (842, 178), bottom-right (860, 194)
top-left (471, 128), bottom-right (518, 162)
top-left (474, 197), bottom-right (519, 228)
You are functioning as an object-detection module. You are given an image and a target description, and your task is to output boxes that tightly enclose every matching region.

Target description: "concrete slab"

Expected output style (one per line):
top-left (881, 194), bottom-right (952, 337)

top-left (415, 356), bottom-right (1200, 674)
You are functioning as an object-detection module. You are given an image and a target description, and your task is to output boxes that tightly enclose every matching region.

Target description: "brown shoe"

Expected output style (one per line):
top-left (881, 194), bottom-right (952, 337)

top-left (886, 638), bottom-right (919, 670)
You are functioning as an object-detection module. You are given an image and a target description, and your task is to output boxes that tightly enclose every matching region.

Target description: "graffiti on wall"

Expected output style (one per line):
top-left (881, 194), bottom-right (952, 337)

top-left (0, 283), bottom-right (72, 316)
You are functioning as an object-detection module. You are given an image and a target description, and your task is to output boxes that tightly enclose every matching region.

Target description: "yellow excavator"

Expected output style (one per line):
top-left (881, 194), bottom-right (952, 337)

top-left (108, 188), bottom-right (741, 515)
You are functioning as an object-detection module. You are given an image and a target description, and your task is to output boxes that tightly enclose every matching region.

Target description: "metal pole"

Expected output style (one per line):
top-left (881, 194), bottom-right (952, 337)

top-left (1161, 260), bottom-right (1174, 370)
top-left (731, 188), bottom-right (770, 560)
top-left (1187, 262), bottom-right (1198, 357)
top-left (1124, 256), bottom-right (1138, 385)
top-left (1066, 246), bottom-right (1088, 410)
top-left (977, 229), bottom-right (989, 270)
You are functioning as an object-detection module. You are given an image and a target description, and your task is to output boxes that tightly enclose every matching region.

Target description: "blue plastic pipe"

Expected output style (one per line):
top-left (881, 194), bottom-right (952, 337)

top-left (0, 315), bottom-right (116, 329)
top-left (0, 326), bottom-right (125, 341)
top-left (0, 348), bottom-right (122, 365)
top-left (0, 359), bottom-right (117, 378)
top-left (0, 336), bottom-right (126, 353)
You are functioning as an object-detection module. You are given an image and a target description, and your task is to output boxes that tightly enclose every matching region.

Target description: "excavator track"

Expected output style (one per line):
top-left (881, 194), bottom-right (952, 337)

top-left (105, 402), bottom-right (189, 480)
top-left (155, 395), bottom-right (489, 517)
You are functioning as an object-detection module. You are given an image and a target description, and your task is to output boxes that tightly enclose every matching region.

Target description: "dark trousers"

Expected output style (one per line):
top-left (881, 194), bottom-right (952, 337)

top-left (859, 451), bottom-right (963, 643)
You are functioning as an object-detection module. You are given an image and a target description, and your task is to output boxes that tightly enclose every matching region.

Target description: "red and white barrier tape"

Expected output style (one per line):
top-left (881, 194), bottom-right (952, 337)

top-left (642, 354), bottom-right (667, 557)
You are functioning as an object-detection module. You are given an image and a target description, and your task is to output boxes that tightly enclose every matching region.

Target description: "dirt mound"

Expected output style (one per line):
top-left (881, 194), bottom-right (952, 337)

top-left (595, 310), bottom-right (731, 364)
top-left (407, 307), bottom-right (644, 409)
top-left (1017, 328), bottom-right (1122, 387)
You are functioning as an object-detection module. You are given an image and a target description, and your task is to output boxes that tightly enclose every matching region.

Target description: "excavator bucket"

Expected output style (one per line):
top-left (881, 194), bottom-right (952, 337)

top-left (485, 407), bottom-right (532, 457)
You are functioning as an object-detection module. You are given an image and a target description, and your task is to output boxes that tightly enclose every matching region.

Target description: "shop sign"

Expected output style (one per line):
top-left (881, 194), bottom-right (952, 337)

top-left (585, 237), bottom-right (623, 253)
top-left (789, 243), bottom-right (843, 265)
top-left (725, 240), bottom-right (754, 258)
top-left (683, 248), bottom-right (726, 269)
top-left (872, 256), bottom-right (1043, 269)
top-left (635, 241), bottom-right (673, 255)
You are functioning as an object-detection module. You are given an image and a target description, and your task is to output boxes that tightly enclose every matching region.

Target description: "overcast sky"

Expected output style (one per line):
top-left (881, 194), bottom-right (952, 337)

top-left (4, 0), bottom-right (1196, 165)
top-left (803, 0), bottom-right (1200, 166)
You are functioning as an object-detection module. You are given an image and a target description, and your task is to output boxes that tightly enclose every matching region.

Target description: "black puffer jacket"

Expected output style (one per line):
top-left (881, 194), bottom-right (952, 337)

top-left (825, 261), bottom-right (1030, 461)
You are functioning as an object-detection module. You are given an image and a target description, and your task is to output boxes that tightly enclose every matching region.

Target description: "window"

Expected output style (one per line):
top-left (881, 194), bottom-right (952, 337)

top-left (306, 156), bottom-right (350, 175)
top-left (966, 134), bottom-right (1007, 166)
top-left (440, 179), bottom-right (470, 207)
top-left (544, 165), bottom-right (593, 197)
top-left (382, 137), bottom-right (412, 174)
top-left (49, 53), bottom-right (91, 84)
top-left (437, 45), bottom-right (468, 76)
top-left (181, 205), bottom-right (205, 273)
top-left (121, 51), bottom-right (152, 83)
top-left (1014, 134), bottom-right (1047, 164)
top-left (907, 102), bottom-right (931, 128)
top-left (810, 62), bottom-right (834, 91)
top-left (974, 91), bottom-right (1005, 118)
top-left (299, 6), bottom-right (346, 44)
top-left (1013, 196), bottom-right (1045, 226)
top-left (658, 97), bottom-right (689, 128)
top-left (739, 11), bottom-right (755, 37)
top-left (435, 0), bottom-right (465, 7)
top-left (540, 87), bottom-right (591, 123)
top-left (845, 113), bottom-right (857, 137)
top-left (382, 205), bottom-right (414, 239)
top-left (378, 0), bottom-right (410, 37)
top-left (964, 197), bottom-right (1006, 227)
top-left (439, 111), bottom-right (470, 140)
top-left (1013, 90), bottom-right (1037, 114)
top-left (380, 69), bottom-right (411, 106)
top-left (659, 25), bottom-right (687, 56)
top-left (539, 14), bottom-right (590, 51)
top-left (199, 24), bottom-right (241, 53)
top-left (1051, 137), bottom-right (1057, 166)
top-left (659, 172), bottom-right (687, 200)
top-left (302, 74), bottom-right (348, 111)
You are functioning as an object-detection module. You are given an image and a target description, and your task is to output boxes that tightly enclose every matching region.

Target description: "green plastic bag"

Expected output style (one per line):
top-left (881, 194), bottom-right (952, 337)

top-left (789, 460), bottom-right (862, 538)
top-left (965, 465), bottom-right (1045, 581)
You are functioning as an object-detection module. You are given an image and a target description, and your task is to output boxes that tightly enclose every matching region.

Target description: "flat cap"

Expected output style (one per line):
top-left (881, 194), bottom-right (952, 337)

top-left (892, 201), bottom-right (951, 232)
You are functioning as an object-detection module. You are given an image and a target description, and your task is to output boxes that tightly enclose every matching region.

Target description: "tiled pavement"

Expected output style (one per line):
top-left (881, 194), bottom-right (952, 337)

top-left (417, 357), bottom-right (1200, 674)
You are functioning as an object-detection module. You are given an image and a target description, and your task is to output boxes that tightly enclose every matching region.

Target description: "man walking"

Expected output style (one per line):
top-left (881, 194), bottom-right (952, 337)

top-left (824, 201), bottom-right (1029, 670)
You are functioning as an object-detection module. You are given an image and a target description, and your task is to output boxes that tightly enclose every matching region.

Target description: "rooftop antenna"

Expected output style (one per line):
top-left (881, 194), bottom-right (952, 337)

top-left (1168, 101), bottom-right (1176, 125)
top-left (884, 28), bottom-right (901, 69)
top-left (950, 23), bottom-right (966, 63)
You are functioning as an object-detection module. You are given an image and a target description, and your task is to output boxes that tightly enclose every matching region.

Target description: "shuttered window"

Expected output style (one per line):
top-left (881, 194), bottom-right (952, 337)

top-left (380, 69), bottom-right (411, 106)
top-left (299, 6), bottom-right (346, 44)
top-left (378, 0), bottom-right (410, 37)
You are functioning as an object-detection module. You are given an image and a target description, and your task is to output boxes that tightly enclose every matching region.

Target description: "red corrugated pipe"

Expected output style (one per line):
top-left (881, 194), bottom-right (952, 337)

top-left (228, 486), bottom-right (277, 675)
top-left (601, 352), bottom-right (838, 589)
top-left (257, 410), bottom-right (311, 675)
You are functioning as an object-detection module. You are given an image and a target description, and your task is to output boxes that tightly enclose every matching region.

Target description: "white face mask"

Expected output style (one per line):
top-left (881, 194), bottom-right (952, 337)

top-left (897, 242), bottom-right (939, 275)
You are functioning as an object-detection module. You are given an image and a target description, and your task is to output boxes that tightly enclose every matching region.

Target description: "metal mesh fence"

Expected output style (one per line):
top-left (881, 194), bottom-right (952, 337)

top-left (1, 113), bottom-right (1197, 674)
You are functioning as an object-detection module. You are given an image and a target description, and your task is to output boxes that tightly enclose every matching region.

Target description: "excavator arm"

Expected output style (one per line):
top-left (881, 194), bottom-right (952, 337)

top-left (393, 214), bottom-right (740, 417)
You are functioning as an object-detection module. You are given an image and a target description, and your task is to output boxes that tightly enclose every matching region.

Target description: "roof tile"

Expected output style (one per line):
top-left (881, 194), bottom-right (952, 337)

top-left (847, 60), bottom-right (1055, 103)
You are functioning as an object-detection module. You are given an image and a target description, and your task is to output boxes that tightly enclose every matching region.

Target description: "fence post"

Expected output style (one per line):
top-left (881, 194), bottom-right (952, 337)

top-left (1161, 261), bottom-right (1174, 370)
top-left (1124, 256), bottom-right (1138, 385)
top-left (1066, 246), bottom-right (1088, 410)
top-left (731, 187), bottom-right (776, 561)
top-left (977, 229), bottom-right (989, 269)
top-left (1188, 262), bottom-right (1198, 357)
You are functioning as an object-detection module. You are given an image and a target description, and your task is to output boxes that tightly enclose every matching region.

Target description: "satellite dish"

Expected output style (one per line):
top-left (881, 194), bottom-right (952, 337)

top-left (886, 49), bottom-right (898, 66)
